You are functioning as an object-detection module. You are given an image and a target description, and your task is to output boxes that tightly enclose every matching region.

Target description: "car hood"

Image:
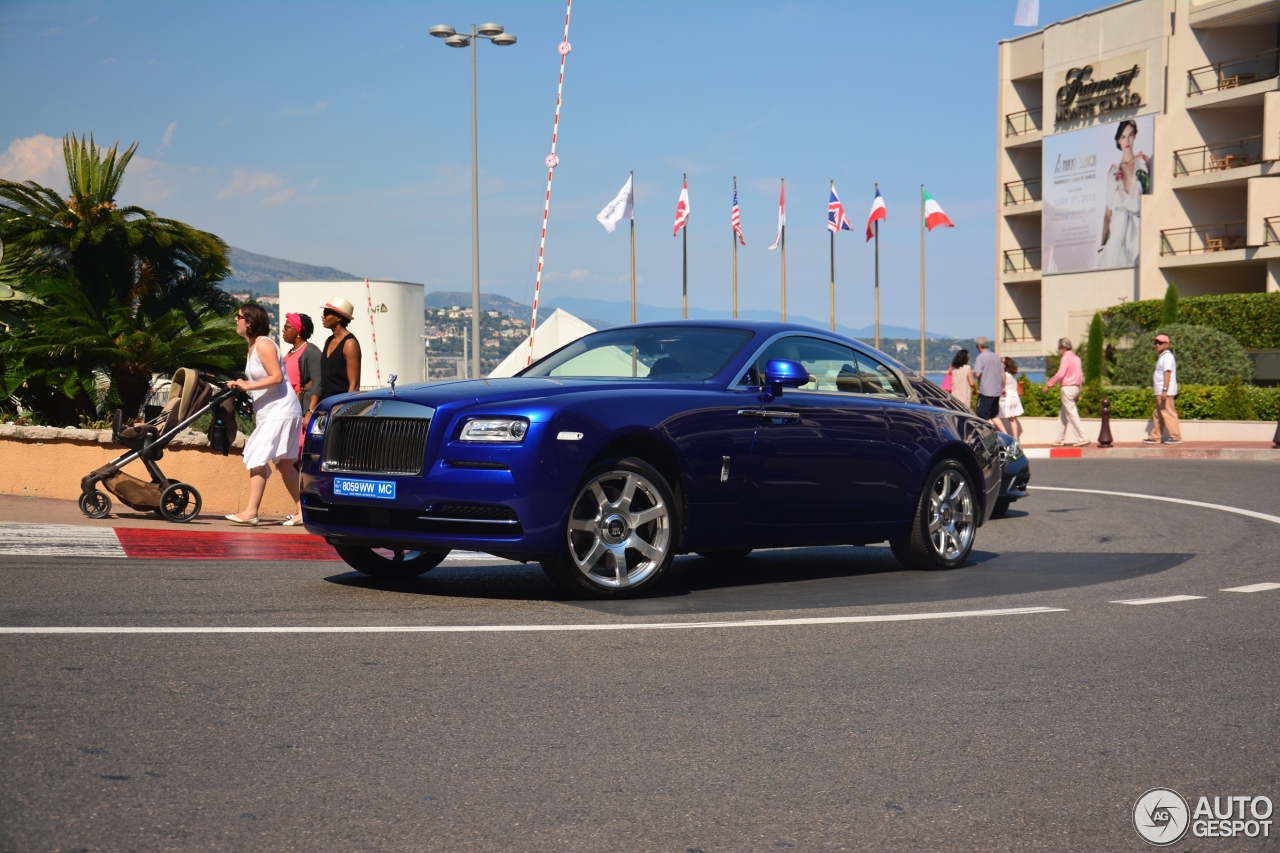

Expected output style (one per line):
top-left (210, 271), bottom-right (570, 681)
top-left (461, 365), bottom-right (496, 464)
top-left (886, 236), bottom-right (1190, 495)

top-left (321, 377), bottom-right (712, 413)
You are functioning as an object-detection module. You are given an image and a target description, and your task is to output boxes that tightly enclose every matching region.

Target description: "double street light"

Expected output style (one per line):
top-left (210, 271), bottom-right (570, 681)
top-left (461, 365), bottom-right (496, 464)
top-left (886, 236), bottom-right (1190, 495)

top-left (429, 22), bottom-right (516, 381)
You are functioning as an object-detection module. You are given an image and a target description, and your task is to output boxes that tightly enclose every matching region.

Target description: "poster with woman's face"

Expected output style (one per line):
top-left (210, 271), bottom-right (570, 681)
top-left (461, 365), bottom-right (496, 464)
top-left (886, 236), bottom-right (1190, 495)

top-left (1042, 114), bottom-right (1154, 274)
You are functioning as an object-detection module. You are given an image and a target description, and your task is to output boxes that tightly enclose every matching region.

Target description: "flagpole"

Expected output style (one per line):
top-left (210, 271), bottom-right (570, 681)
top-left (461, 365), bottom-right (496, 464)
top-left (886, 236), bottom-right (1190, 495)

top-left (829, 179), bottom-right (836, 332)
top-left (732, 176), bottom-right (738, 320)
top-left (920, 184), bottom-right (926, 374)
top-left (629, 170), bottom-right (636, 325)
top-left (780, 178), bottom-right (787, 322)
top-left (874, 181), bottom-right (880, 351)
top-left (682, 172), bottom-right (688, 320)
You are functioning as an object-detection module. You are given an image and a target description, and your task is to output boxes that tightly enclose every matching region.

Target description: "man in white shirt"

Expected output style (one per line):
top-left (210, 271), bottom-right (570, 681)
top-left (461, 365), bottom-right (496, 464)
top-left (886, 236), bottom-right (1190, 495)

top-left (1144, 333), bottom-right (1182, 444)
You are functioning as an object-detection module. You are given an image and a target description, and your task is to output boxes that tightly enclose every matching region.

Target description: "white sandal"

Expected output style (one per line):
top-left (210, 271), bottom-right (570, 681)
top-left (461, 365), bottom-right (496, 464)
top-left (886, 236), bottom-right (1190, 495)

top-left (282, 515), bottom-right (304, 527)
top-left (225, 514), bottom-right (260, 526)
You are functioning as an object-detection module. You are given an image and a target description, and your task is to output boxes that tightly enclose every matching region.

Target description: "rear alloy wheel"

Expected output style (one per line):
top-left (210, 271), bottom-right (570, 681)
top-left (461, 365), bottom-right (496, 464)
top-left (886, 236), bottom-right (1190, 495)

top-left (542, 457), bottom-right (677, 599)
top-left (335, 545), bottom-right (448, 580)
top-left (890, 459), bottom-right (976, 570)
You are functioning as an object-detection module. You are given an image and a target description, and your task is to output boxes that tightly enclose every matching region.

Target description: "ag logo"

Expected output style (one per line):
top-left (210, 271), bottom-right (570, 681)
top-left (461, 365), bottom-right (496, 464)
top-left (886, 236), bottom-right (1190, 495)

top-left (1134, 788), bottom-right (1190, 845)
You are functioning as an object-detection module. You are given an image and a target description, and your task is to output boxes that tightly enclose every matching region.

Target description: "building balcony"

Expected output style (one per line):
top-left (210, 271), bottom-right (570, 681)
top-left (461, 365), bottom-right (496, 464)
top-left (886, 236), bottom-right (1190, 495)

top-left (1173, 136), bottom-right (1264, 176)
top-left (1004, 108), bottom-right (1043, 138)
top-left (1003, 178), bottom-right (1041, 206)
top-left (1266, 216), bottom-right (1280, 247)
top-left (1002, 316), bottom-right (1041, 345)
top-left (1002, 247), bottom-right (1041, 276)
top-left (1188, 47), bottom-right (1280, 97)
top-left (1161, 221), bottom-right (1248, 256)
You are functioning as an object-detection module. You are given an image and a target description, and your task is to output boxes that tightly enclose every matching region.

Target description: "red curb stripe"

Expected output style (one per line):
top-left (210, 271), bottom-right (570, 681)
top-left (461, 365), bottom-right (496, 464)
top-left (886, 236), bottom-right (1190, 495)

top-left (1048, 447), bottom-right (1083, 458)
top-left (113, 528), bottom-right (341, 561)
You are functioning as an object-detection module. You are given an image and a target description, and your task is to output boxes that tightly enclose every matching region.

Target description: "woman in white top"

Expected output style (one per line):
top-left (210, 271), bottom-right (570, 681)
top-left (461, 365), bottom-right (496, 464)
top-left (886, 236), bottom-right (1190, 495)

top-left (998, 357), bottom-right (1025, 440)
top-left (1098, 119), bottom-right (1149, 270)
top-left (225, 302), bottom-right (303, 526)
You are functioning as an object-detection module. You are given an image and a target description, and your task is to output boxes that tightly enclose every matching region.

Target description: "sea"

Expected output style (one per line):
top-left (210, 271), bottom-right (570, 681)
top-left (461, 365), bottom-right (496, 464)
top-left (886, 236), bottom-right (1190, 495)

top-left (925, 371), bottom-right (1046, 385)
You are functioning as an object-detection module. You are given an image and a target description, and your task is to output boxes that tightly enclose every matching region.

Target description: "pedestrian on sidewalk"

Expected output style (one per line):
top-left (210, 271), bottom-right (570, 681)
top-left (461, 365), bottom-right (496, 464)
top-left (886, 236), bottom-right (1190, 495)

top-left (311, 297), bottom-right (362, 416)
top-left (283, 312), bottom-right (321, 462)
top-left (972, 337), bottom-right (1004, 425)
top-left (1045, 337), bottom-right (1090, 447)
top-left (998, 357), bottom-right (1024, 440)
top-left (1145, 333), bottom-right (1182, 444)
top-left (225, 302), bottom-right (304, 527)
top-left (943, 349), bottom-right (975, 410)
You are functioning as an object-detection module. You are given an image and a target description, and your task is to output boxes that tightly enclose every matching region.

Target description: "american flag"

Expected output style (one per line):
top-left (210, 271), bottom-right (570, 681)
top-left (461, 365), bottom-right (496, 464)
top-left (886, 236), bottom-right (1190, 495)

top-left (828, 184), bottom-right (851, 233)
top-left (732, 181), bottom-right (745, 245)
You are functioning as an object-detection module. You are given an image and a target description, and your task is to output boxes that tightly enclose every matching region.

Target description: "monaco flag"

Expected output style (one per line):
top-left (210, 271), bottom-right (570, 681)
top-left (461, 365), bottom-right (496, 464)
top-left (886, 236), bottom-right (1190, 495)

top-left (924, 188), bottom-right (955, 231)
top-left (673, 179), bottom-right (690, 236)
top-left (865, 188), bottom-right (886, 241)
top-left (768, 180), bottom-right (786, 251)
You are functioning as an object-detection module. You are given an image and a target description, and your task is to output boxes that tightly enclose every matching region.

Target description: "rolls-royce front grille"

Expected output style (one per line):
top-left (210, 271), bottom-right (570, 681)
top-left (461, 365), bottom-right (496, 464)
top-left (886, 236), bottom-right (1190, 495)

top-left (322, 417), bottom-right (431, 475)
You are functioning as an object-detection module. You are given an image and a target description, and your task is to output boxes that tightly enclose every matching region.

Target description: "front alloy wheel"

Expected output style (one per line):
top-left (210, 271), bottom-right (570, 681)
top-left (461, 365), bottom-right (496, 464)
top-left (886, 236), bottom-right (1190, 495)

top-left (542, 457), bottom-right (677, 598)
top-left (890, 459), bottom-right (976, 570)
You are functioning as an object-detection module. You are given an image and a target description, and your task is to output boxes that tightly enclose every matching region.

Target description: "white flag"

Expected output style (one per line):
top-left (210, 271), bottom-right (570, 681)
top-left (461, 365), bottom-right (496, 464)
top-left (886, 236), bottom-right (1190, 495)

top-left (596, 176), bottom-right (634, 233)
top-left (1014, 0), bottom-right (1039, 27)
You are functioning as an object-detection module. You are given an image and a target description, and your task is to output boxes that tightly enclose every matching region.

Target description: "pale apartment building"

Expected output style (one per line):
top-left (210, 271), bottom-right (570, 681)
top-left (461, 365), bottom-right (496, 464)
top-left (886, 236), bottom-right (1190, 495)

top-left (996, 0), bottom-right (1280, 360)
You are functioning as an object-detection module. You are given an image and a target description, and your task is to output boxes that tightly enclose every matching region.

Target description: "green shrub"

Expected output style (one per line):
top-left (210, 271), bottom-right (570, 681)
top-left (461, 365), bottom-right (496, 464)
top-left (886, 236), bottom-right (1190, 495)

top-left (1214, 376), bottom-right (1257, 421)
top-left (1162, 282), bottom-right (1180, 325)
top-left (1114, 324), bottom-right (1253, 387)
top-left (1015, 382), bottom-right (1279, 421)
top-left (1084, 314), bottom-right (1104, 384)
top-left (1103, 292), bottom-right (1280, 349)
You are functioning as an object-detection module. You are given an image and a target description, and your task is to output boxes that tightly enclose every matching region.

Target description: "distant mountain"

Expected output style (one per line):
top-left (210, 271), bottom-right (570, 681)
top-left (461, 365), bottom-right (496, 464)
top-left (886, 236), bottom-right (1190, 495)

top-left (222, 247), bottom-right (359, 296)
top-left (540, 296), bottom-right (962, 340)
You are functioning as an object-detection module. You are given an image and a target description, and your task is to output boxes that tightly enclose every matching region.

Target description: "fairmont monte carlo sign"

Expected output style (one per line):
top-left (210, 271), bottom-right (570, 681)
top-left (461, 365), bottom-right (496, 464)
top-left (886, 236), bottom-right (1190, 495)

top-left (1054, 50), bottom-right (1147, 125)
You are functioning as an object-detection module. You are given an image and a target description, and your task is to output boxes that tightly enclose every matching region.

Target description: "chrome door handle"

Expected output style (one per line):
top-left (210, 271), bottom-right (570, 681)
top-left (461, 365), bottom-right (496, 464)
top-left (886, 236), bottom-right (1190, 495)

top-left (738, 409), bottom-right (800, 420)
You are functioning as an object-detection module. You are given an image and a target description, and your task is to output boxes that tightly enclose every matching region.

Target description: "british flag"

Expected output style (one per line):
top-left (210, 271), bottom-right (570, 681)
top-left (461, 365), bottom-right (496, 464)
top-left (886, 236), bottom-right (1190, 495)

top-left (732, 180), bottom-right (745, 245)
top-left (828, 184), bottom-right (851, 233)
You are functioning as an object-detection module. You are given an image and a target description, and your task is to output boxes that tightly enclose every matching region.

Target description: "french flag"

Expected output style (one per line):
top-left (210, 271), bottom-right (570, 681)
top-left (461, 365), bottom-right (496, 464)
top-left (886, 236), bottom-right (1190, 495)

top-left (865, 188), bottom-right (886, 241)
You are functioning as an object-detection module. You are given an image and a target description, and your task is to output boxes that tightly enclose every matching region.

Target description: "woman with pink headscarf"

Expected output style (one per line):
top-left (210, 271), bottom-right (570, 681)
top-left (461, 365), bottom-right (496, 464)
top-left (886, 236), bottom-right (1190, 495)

top-left (282, 312), bottom-right (322, 457)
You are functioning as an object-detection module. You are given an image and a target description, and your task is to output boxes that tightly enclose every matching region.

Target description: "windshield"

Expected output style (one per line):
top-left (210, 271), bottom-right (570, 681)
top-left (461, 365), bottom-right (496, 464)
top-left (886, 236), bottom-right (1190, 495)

top-left (521, 326), bottom-right (754, 381)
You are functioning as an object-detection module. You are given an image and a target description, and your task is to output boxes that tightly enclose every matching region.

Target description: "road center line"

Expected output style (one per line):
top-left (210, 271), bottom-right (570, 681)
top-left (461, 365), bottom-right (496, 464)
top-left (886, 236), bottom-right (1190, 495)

top-left (1111, 595), bottom-right (1205, 605)
top-left (1028, 486), bottom-right (1280, 525)
top-left (1221, 582), bottom-right (1280, 593)
top-left (0, 606), bottom-right (1067, 635)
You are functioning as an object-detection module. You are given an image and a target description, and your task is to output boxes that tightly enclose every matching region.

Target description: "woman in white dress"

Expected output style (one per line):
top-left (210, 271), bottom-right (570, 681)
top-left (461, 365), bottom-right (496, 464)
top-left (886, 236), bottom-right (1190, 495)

top-left (998, 357), bottom-right (1025, 440)
top-left (225, 302), bottom-right (303, 526)
top-left (1098, 119), bottom-right (1149, 270)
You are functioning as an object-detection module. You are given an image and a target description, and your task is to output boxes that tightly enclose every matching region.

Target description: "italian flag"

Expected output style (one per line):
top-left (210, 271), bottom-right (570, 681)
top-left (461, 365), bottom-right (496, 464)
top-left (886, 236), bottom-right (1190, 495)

top-left (923, 188), bottom-right (954, 231)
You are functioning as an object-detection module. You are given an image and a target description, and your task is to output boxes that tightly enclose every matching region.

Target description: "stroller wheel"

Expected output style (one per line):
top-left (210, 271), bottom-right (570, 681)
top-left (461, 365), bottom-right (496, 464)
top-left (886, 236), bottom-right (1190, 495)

top-left (159, 483), bottom-right (202, 523)
top-left (78, 490), bottom-right (113, 519)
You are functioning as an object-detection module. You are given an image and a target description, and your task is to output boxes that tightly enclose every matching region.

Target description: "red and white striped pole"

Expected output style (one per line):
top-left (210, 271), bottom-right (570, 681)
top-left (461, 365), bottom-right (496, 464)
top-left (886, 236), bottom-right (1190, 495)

top-left (364, 278), bottom-right (381, 385)
top-left (526, 0), bottom-right (573, 366)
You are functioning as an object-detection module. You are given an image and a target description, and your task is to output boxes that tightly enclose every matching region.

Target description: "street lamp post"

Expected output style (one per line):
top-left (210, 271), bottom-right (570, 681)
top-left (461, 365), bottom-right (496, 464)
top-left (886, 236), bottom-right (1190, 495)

top-left (429, 21), bottom-right (516, 381)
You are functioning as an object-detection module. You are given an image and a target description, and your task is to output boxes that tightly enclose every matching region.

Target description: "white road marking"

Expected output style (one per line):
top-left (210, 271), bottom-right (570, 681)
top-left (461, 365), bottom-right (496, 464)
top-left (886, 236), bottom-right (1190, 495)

top-left (0, 524), bottom-right (126, 558)
top-left (1110, 595), bottom-right (1206, 605)
top-left (1029, 486), bottom-right (1280, 525)
top-left (442, 551), bottom-right (516, 563)
top-left (0, 606), bottom-right (1067, 635)
top-left (1220, 582), bottom-right (1280, 593)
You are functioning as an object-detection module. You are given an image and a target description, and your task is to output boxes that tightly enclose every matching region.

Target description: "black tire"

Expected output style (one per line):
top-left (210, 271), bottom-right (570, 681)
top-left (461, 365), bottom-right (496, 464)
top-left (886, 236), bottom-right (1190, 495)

top-left (335, 545), bottom-right (448, 580)
top-left (78, 490), bottom-right (112, 519)
top-left (889, 459), bottom-right (977, 571)
top-left (990, 497), bottom-right (1013, 519)
top-left (158, 483), bottom-right (201, 523)
top-left (697, 549), bottom-right (753, 561)
top-left (541, 456), bottom-right (679, 599)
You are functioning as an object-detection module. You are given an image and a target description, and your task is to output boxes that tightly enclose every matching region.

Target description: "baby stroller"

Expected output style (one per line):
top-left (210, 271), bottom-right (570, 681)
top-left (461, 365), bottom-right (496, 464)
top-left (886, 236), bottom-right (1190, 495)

top-left (79, 368), bottom-right (238, 523)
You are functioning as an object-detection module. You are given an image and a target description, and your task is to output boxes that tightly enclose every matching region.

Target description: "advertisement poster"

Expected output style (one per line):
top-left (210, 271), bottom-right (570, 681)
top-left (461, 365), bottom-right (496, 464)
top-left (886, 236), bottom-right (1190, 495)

top-left (1042, 114), bottom-right (1154, 274)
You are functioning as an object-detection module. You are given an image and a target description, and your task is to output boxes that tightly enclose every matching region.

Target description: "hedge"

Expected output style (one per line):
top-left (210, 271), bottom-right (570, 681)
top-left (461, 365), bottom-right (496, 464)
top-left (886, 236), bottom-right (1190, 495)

top-left (1103, 292), bottom-right (1280, 349)
top-left (1113, 324), bottom-right (1253, 386)
top-left (1018, 377), bottom-right (1280, 421)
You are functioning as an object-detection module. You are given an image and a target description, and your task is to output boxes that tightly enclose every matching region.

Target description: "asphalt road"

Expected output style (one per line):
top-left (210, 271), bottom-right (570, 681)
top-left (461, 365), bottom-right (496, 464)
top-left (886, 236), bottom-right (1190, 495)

top-left (2, 460), bottom-right (1278, 852)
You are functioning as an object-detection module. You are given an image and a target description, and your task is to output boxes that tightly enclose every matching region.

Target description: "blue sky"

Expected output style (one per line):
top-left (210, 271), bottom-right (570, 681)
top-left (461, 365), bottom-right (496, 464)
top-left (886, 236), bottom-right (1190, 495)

top-left (0, 0), bottom-right (1101, 337)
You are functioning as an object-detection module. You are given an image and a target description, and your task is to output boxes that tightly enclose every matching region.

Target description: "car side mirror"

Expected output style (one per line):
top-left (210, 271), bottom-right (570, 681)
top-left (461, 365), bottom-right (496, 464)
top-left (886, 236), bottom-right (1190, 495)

top-left (764, 359), bottom-right (809, 396)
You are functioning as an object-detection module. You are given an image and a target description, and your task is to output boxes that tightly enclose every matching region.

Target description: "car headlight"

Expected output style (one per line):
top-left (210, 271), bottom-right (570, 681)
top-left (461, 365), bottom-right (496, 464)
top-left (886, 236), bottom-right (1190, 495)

top-left (308, 411), bottom-right (329, 436)
top-left (460, 417), bottom-right (529, 442)
top-left (999, 437), bottom-right (1023, 463)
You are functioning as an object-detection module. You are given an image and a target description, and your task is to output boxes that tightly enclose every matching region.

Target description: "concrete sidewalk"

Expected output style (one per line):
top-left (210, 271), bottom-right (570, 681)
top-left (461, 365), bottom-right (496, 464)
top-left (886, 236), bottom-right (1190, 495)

top-left (0, 494), bottom-right (308, 532)
top-left (1020, 441), bottom-right (1280, 461)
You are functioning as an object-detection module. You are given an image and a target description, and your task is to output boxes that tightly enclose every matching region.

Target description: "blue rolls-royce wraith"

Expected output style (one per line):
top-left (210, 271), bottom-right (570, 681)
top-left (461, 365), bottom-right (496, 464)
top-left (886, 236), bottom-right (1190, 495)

top-left (300, 322), bottom-right (1002, 598)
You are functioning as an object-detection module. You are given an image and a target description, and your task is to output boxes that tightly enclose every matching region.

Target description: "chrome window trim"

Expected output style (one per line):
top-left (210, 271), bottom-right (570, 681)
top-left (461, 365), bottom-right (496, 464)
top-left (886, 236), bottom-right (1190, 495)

top-left (725, 330), bottom-right (920, 404)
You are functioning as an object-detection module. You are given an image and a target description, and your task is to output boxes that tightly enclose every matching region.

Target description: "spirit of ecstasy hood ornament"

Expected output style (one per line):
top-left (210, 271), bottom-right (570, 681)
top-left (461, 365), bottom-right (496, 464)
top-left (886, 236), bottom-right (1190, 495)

top-left (388, 374), bottom-right (398, 397)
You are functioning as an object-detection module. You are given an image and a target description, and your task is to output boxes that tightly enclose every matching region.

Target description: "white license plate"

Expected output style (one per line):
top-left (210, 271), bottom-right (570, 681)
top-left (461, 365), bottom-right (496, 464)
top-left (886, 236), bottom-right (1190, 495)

top-left (333, 478), bottom-right (397, 500)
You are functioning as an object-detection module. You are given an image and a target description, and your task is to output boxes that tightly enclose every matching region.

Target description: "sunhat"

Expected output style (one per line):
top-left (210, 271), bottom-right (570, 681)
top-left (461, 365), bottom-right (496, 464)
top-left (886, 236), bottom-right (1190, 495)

top-left (322, 297), bottom-right (355, 320)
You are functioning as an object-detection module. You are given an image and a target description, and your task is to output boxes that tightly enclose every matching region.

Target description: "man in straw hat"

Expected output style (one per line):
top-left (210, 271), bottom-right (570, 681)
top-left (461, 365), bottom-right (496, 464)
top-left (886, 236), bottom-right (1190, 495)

top-left (310, 296), bottom-right (362, 414)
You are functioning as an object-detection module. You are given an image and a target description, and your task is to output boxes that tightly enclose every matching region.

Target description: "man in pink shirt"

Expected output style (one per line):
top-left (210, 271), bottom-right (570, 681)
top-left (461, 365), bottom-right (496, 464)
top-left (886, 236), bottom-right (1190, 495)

top-left (1044, 337), bottom-right (1090, 447)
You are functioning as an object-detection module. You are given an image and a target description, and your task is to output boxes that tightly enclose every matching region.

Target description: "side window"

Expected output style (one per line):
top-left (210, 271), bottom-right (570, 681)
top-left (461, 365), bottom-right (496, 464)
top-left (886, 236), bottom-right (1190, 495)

top-left (738, 337), bottom-right (864, 394)
top-left (852, 351), bottom-right (909, 397)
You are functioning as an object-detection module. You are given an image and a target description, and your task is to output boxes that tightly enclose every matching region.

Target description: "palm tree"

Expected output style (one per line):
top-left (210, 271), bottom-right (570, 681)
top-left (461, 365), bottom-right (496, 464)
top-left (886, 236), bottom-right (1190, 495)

top-left (0, 135), bottom-right (241, 421)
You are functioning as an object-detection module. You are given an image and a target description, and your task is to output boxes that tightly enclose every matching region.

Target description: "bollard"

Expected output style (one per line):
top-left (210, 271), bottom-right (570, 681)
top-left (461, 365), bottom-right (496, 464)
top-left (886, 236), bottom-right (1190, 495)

top-left (1097, 398), bottom-right (1114, 448)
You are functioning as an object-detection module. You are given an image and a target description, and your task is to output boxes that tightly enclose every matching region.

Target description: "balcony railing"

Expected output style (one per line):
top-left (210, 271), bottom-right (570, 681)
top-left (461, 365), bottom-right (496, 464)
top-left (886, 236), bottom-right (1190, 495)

top-left (1173, 136), bottom-right (1264, 175)
top-left (1002, 317), bottom-right (1041, 344)
top-left (1003, 178), bottom-right (1042, 206)
top-left (1005, 108), bottom-right (1043, 138)
top-left (1187, 47), bottom-right (1280, 96)
top-left (1003, 247), bottom-right (1042, 273)
top-left (1159, 221), bottom-right (1248, 256)
top-left (1266, 216), bottom-right (1280, 247)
